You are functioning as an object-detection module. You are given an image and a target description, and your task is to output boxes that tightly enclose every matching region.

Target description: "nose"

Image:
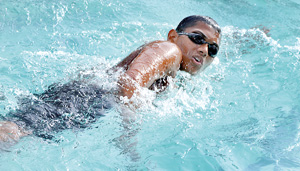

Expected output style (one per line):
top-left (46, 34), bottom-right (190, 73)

top-left (197, 43), bottom-right (208, 57)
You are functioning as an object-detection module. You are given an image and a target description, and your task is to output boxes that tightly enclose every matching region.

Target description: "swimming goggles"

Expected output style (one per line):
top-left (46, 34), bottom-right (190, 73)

top-left (177, 32), bottom-right (219, 57)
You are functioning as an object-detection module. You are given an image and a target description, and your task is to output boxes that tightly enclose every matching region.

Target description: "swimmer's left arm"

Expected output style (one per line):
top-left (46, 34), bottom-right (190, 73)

top-left (118, 41), bottom-right (182, 99)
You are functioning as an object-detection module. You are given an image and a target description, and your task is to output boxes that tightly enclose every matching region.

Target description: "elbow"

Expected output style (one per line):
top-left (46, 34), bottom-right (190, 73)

top-left (118, 75), bottom-right (134, 99)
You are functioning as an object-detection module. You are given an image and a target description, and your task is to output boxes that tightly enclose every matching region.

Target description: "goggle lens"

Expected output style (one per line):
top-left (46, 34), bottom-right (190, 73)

top-left (178, 32), bottom-right (219, 57)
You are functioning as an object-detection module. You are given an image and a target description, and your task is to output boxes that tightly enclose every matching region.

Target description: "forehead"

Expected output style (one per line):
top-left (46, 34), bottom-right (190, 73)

top-left (184, 21), bottom-right (220, 45)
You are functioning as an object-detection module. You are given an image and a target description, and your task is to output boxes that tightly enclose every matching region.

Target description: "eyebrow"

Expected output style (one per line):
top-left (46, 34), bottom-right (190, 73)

top-left (192, 31), bottom-right (207, 39)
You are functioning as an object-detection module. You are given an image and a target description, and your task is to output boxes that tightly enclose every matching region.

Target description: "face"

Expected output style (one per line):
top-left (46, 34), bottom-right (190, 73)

top-left (174, 21), bottom-right (220, 75)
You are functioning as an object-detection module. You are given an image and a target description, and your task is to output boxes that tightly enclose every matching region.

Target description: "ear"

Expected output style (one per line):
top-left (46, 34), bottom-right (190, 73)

top-left (167, 29), bottom-right (178, 43)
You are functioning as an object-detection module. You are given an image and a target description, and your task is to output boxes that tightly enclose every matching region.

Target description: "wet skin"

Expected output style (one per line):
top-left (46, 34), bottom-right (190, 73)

top-left (116, 21), bottom-right (220, 98)
top-left (0, 121), bottom-right (29, 142)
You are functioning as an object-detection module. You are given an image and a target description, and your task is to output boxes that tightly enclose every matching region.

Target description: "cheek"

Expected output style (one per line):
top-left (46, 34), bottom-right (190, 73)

top-left (204, 58), bottom-right (214, 67)
top-left (208, 58), bottom-right (214, 64)
top-left (178, 39), bottom-right (192, 55)
top-left (181, 46), bottom-right (193, 59)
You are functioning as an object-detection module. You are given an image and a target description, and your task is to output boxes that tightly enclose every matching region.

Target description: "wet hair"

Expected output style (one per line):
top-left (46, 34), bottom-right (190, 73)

top-left (176, 15), bottom-right (221, 34)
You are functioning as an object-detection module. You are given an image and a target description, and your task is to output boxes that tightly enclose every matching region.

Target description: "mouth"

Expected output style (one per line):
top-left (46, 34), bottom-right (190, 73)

top-left (192, 56), bottom-right (203, 65)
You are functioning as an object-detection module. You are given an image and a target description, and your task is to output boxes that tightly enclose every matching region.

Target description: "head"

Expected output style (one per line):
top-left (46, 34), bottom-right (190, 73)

top-left (168, 15), bottom-right (221, 75)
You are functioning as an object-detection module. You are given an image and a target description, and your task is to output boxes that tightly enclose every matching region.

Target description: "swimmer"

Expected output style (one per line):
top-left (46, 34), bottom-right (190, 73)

top-left (0, 15), bottom-right (221, 143)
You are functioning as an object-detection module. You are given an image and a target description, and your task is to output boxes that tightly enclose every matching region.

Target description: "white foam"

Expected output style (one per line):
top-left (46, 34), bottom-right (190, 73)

top-left (0, 57), bottom-right (8, 61)
top-left (222, 25), bottom-right (282, 49)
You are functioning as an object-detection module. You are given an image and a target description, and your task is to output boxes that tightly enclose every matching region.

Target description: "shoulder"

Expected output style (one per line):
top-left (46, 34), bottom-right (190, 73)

top-left (146, 41), bottom-right (182, 56)
top-left (140, 41), bottom-right (182, 65)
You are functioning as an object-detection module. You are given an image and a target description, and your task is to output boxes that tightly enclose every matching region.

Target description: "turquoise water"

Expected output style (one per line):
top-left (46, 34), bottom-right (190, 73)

top-left (1, 0), bottom-right (300, 170)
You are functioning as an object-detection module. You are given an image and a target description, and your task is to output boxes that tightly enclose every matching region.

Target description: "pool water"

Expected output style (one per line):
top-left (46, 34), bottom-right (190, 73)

top-left (1, 0), bottom-right (300, 170)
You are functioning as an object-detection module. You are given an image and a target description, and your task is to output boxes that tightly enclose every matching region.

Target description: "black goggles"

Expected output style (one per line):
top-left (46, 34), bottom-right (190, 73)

top-left (178, 32), bottom-right (219, 57)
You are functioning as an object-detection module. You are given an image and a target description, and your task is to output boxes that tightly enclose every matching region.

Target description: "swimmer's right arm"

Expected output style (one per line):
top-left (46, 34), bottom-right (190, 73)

top-left (118, 41), bottom-right (182, 99)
